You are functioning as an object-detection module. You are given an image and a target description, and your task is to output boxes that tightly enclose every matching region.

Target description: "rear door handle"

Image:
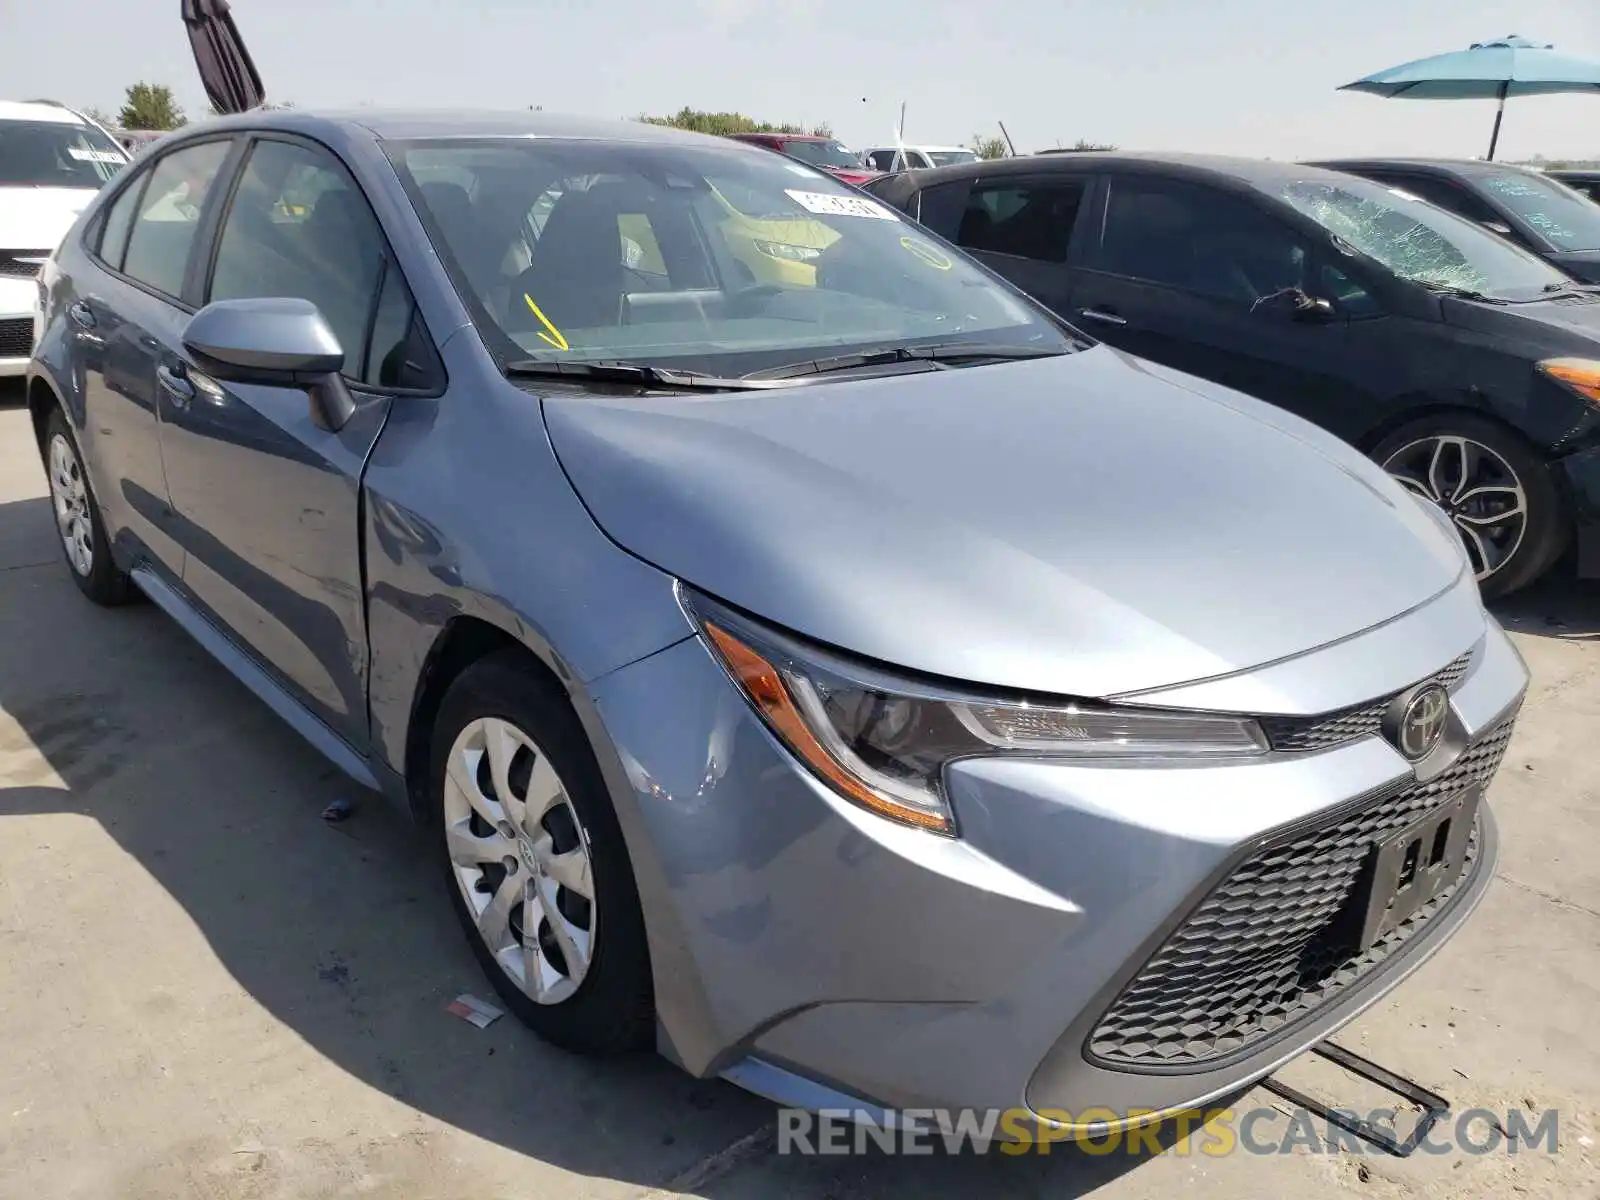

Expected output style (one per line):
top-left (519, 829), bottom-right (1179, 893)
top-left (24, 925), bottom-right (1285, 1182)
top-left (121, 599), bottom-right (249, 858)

top-left (67, 300), bottom-right (96, 330)
top-left (156, 363), bottom-right (195, 407)
top-left (1079, 308), bottom-right (1127, 326)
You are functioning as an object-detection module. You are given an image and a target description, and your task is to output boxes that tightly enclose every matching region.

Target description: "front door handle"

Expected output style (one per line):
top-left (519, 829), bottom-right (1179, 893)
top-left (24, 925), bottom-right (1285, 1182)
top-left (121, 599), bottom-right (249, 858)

top-left (67, 300), bottom-right (96, 330)
top-left (156, 363), bottom-right (195, 407)
top-left (1079, 308), bottom-right (1127, 326)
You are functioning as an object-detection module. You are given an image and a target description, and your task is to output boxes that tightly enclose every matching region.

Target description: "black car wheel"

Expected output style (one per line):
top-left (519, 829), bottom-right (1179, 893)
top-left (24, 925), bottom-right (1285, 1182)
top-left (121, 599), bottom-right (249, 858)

top-left (429, 650), bottom-right (654, 1054)
top-left (1373, 413), bottom-right (1568, 599)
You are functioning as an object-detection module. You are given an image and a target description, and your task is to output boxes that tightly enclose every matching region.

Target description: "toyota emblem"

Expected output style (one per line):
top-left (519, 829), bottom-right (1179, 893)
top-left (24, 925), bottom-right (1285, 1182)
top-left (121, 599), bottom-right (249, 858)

top-left (1389, 683), bottom-right (1450, 761)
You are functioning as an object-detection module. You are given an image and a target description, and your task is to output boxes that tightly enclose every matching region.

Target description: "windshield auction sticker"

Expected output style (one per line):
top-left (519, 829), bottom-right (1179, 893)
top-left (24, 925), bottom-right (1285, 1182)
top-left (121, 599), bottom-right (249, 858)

top-left (785, 190), bottom-right (899, 220)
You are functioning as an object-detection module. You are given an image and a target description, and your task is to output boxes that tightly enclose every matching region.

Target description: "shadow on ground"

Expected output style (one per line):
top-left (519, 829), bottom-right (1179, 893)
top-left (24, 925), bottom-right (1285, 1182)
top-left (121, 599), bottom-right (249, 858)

top-left (0, 485), bottom-right (1148, 1196)
top-left (1489, 566), bottom-right (1600, 640)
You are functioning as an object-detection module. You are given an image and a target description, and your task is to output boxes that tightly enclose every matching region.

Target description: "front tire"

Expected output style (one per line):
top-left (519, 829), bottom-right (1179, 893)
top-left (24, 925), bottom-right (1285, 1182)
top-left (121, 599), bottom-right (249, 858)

top-left (43, 407), bottom-right (133, 607)
top-left (429, 651), bottom-right (654, 1054)
top-left (1372, 413), bottom-right (1567, 600)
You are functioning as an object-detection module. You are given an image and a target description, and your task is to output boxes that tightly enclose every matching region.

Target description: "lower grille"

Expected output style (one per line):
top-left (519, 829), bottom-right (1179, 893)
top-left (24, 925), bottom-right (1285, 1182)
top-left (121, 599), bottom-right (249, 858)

top-left (0, 250), bottom-right (50, 279)
top-left (1087, 715), bottom-right (1515, 1069)
top-left (0, 317), bottom-right (33, 358)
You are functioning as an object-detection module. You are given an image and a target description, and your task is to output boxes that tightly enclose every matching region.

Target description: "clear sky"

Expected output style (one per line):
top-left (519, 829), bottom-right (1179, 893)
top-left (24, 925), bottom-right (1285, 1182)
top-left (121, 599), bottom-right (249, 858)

top-left (5, 0), bottom-right (1598, 161)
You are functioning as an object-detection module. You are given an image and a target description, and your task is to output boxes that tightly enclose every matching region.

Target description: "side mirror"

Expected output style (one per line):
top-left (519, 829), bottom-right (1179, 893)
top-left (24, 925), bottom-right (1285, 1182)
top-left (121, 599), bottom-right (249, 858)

top-left (1252, 287), bottom-right (1338, 322)
top-left (182, 297), bottom-right (357, 431)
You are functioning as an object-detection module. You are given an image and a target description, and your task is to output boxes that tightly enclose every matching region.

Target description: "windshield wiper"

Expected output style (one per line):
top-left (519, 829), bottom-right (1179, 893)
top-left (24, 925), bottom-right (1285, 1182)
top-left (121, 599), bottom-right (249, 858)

top-left (1420, 283), bottom-right (1508, 304)
top-left (504, 359), bottom-right (790, 391)
top-left (746, 342), bottom-right (1066, 381)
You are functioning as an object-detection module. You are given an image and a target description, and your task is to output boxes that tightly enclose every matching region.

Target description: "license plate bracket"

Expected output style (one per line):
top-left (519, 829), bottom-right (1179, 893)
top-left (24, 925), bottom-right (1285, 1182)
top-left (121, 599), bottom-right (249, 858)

top-left (1355, 789), bottom-right (1480, 952)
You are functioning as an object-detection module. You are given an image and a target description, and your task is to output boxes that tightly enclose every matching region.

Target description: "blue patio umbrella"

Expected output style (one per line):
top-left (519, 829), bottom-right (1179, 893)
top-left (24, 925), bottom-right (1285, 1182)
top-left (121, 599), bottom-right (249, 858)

top-left (1340, 35), bottom-right (1600, 160)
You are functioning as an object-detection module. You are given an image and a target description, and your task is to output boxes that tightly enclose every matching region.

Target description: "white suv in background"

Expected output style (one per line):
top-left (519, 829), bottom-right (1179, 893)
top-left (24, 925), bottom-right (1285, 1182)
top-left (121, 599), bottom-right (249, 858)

top-left (860, 144), bottom-right (981, 172)
top-left (0, 100), bottom-right (130, 375)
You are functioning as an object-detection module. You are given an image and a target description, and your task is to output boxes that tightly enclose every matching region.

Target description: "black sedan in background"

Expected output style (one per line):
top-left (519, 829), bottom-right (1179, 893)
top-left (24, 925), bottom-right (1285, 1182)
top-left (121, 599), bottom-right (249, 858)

top-left (1547, 169), bottom-right (1600, 206)
top-left (1310, 158), bottom-right (1600, 284)
top-left (864, 152), bottom-right (1600, 597)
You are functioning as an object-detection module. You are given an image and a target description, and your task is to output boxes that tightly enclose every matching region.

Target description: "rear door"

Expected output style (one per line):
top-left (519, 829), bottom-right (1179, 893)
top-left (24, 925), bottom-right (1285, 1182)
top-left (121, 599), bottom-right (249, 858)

top-left (156, 133), bottom-right (442, 748)
top-left (1070, 172), bottom-right (1361, 425)
top-left (913, 172), bottom-right (1094, 315)
top-left (70, 135), bottom-right (239, 578)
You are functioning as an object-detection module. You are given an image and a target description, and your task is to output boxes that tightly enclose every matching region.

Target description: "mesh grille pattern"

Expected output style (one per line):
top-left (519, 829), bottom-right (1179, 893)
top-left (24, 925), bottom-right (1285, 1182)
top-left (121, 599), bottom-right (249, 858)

top-left (0, 251), bottom-right (48, 279)
top-left (0, 318), bottom-right (33, 358)
top-left (1087, 714), bottom-right (1514, 1069)
top-left (1261, 651), bottom-right (1473, 753)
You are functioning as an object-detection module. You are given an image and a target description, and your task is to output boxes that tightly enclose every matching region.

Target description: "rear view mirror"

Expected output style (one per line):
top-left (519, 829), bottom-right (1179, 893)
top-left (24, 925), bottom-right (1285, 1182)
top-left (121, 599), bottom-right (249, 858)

top-left (1481, 221), bottom-right (1514, 237)
top-left (183, 297), bottom-right (357, 431)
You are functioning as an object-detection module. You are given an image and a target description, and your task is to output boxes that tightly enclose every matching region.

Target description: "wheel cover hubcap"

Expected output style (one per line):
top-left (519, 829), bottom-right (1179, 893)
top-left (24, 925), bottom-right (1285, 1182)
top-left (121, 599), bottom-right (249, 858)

top-left (443, 716), bottom-right (596, 1005)
top-left (48, 434), bottom-right (94, 578)
top-left (1382, 435), bottom-right (1527, 582)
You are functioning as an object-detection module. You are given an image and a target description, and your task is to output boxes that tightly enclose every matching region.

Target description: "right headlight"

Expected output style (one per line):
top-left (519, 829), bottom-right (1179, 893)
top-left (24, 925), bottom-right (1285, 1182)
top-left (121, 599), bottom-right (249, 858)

top-left (684, 591), bottom-right (1268, 836)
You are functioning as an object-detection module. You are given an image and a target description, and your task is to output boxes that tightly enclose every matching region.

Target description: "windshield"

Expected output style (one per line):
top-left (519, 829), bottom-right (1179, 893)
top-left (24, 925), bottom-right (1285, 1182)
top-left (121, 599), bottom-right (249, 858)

top-left (1477, 170), bottom-right (1600, 253)
top-left (0, 119), bottom-right (127, 188)
top-left (1278, 177), bottom-right (1568, 299)
top-left (927, 149), bottom-right (980, 167)
top-left (781, 140), bottom-right (861, 171)
top-left (390, 138), bottom-right (1074, 377)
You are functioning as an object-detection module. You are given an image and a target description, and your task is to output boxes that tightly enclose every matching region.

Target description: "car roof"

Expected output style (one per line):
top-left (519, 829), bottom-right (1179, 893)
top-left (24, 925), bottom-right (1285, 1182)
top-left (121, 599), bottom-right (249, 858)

top-left (1308, 156), bottom-right (1547, 182)
top-left (0, 99), bottom-right (87, 125)
top-left (884, 149), bottom-right (1362, 191)
top-left (192, 106), bottom-right (744, 151)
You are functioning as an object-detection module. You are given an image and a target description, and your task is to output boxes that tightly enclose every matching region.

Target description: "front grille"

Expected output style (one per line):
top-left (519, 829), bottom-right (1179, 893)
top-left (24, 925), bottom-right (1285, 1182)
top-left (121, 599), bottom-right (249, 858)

top-left (1260, 650), bottom-right (1473, 753)
top-left (1087, 714), bottom-right (1515, 1069)
top-left (0, 317), bottom-right (33, 358)
top-left (0, 250), bottom-right (50, 279)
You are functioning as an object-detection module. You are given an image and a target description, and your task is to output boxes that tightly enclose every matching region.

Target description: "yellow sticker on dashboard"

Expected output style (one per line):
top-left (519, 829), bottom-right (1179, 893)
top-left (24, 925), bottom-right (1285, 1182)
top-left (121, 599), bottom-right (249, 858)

top-left (900, 236), bottom-right (953, 270)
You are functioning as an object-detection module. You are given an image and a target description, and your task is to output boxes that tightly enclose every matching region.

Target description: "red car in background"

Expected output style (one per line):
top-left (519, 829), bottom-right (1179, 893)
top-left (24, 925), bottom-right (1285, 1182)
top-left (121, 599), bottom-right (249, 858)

top-left (729, 132), bottom-right (881, 186)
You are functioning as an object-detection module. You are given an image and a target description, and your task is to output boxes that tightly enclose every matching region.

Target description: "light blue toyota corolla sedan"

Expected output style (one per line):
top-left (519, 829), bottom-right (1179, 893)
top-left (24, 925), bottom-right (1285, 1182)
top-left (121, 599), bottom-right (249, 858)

top-left (25, 108), bottom-right (1528, 1136)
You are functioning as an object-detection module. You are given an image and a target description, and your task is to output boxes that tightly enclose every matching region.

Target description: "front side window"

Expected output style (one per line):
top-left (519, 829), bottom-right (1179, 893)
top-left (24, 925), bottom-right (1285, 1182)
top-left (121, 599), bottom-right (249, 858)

top-left (956, 181), bottom-right (1085, 263)
top-left (121, 139), bottom-right (233, 298)
top-left (1095, 176), bottom-right (1311, 305)
top-left (780, 140), bottom-right (862, 171)
top-left (1278, 175), bottom-right (1569, 299)
top-left (1372, 174), bottom-right (1500, 227)
top-left (0, 119), bottom-right (127, 188)
top-left (209, 139), bottom-right (388, 381)
top-left (391, 138), bottom-right (1075, 378)
top-left (1477, 170), bottom-right (1600, 252)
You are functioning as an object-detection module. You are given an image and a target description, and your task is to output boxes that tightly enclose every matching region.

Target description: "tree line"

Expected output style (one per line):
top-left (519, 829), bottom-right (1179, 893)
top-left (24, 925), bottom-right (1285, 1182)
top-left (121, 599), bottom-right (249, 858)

top-left (84, 88), bottom-right (1114, 158)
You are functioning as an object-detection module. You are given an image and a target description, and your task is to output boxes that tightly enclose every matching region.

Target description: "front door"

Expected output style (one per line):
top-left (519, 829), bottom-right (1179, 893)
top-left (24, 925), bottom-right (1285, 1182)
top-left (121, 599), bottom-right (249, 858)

top-left (156, 134), bottom-right (427, 748)
top-left (1071, 173), bottom-right (1360, 427)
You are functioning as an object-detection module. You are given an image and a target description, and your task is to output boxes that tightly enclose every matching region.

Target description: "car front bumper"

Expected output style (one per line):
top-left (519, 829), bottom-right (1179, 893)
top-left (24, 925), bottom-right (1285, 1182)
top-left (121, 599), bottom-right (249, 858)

top-left (0, 275), bottom-right (40, 377)
top-left (1556, 442), bottom-right (1600, 578)
top-left (586, 576), bottom-right (1527, 1130)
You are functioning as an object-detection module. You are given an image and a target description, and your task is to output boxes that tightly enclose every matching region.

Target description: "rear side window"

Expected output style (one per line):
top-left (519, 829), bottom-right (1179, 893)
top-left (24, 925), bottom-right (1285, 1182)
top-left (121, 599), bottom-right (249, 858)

top-left (1371, 174), bottom-right (1501, 227)
top-left (913, 181), bottom-right (969, 239)
top-left (955, 180), bottom-right (1086, 263)
top-left (120, 139), bottom-right (233, 299)
top-left (1094, 176), bottom-right (1311, 305)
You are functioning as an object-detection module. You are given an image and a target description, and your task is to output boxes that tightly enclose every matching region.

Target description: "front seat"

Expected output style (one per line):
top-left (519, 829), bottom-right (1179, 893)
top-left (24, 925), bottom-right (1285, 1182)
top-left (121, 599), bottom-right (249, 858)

top-left (511, 190), bottom-right (631, 334)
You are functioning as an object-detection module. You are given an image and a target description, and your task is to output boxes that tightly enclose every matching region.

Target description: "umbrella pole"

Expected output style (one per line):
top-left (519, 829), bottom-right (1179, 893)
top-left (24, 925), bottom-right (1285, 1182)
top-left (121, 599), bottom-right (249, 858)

top-left (1486, 79), bottom-right (1508, 160)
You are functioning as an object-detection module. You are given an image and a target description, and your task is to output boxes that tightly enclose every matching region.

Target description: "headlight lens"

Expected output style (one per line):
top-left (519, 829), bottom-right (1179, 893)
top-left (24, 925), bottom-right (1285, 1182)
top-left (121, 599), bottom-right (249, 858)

top-left (688, 594), bottom-right (1268, 836)
top-left (1538, 357), bottom-right (1600, 407)
top-left (753, 239), bottom-right (822, 262)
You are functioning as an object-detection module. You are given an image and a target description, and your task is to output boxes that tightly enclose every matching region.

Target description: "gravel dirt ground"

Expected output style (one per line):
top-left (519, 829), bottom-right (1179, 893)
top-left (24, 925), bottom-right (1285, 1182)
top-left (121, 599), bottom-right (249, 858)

top-left (1, 383), bottom-right (1596, 1199)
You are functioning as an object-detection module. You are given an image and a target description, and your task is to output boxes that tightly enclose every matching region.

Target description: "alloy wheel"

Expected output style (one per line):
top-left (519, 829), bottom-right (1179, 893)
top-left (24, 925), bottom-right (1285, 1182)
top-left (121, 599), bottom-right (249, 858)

top-left (48, 433), bottom-right (94, 578)
top-left (442, 716), bottom-right (596, 1005)
top-left (1382, 435), bottom-right (1527, 583)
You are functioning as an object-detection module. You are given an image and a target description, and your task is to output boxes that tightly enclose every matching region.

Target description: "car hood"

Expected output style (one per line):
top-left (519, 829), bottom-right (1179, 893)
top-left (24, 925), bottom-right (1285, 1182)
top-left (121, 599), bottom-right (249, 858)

top-left (0, 186), bottom-right (100, 251)
top-left (1440, 291), bottom-right (1600, 346)
top-left (542, 347), bottom-right (1465, 699)
top-left (1546, 249), bottom-right (1600, 285)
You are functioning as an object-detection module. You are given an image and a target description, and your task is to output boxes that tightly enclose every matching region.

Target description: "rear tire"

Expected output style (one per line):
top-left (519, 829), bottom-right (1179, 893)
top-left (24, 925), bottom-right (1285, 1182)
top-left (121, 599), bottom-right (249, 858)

top-left (429, 651), bottom-right (654, 1055)
top-left (43, 407), bottom-right (133, 607)
top-left (1372, 412), bottom-right (1567, 601)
